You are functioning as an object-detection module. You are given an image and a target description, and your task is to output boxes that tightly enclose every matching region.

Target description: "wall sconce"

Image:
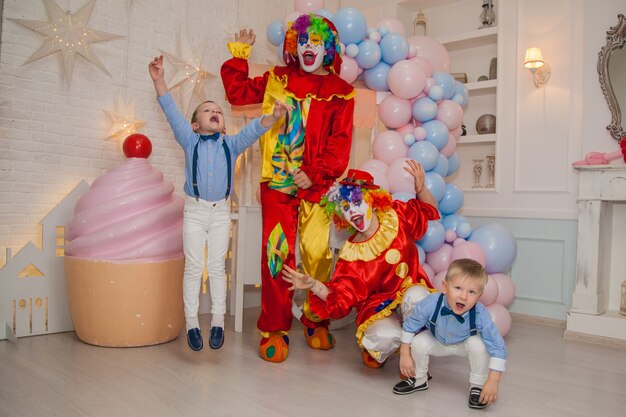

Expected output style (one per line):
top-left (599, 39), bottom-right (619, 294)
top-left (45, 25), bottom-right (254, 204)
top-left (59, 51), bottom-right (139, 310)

top-left (524, 47), bottom-right (551, 88)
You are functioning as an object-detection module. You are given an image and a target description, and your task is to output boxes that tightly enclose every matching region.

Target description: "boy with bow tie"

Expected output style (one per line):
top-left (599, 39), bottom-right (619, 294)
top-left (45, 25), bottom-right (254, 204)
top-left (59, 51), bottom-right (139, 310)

top-left (394, 258), bottom-right (508, 409)
top-left (149, 55), bottom-right (288, 352)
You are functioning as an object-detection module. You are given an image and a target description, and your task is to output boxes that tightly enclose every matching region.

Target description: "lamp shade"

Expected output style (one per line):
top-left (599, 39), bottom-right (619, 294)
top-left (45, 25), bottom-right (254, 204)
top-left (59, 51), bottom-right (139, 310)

top-left (524, 47), bottom-right (545, 69)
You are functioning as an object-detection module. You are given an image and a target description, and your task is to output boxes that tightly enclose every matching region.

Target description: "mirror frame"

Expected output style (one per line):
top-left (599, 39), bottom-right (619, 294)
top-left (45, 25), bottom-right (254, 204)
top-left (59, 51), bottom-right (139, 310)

top-left (598, 14), bottom-right (626, 141)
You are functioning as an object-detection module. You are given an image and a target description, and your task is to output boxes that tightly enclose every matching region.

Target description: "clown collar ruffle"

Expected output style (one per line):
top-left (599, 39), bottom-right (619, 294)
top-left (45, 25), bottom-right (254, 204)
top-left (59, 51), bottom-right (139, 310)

top-left (271, 64), bottom-right (355, 101)
top-left (339, 209), bottom-right (399, 263)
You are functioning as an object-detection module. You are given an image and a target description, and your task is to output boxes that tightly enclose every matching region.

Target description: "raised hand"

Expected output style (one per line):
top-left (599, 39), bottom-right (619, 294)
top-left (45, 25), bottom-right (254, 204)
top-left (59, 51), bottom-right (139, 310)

top-left (148, 55), bottom-right (164, 82)
top-left (404, 159), bottom-right (426, 194)
top-left (235, 28), bottom-right (256, 45)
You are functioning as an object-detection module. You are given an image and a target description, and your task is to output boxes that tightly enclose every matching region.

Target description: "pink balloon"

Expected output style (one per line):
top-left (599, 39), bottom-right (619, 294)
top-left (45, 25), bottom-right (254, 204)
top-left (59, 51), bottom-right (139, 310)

top-left (410, 56), bottom-right (434, 78)
top-left (423, 77), bottom-right (436, 94)
top-left (479, 275), bottom-right (499, 306)
top-left (396, 123), bottom-right (416, 136)
top-left (378, 95), bottom-right (413, 129)
top-left (387, 157), bottom-right (415, 194)
top-left (422, 263), bottom-right (435, 282)
top-left (436, 100), bottom-right (464, 130)
top-left (486, 304), bottom-right (512, 337)
top-left (372, 130), bottom-right (408, 164)
top-left (413, 126), bottom-right (427, 141)
top-left (362, 167), bottom-right (390, 191)
top-left (440, 135), bottom-right (457, 158)
top-left (407, 36), bottom-right (450, 73)
top-left (452, 237), bottom-right (465, 247)
top-left (451, 242), bottom-right (486, 267)
top-left (432, 270), bottom-right (446, 292)
top-left (444, 229), bottom-right (457, 243)
top-left (450, 124), bottom-right (463, 139)
top-left (425, 242), bottom-right (454, 274)
top-left (408, 45), bottom-right (418, 59)
top-left (339, 55), bottom-right (359, 84)
top-left (376, 17), bottom-right (406, 35)
top-left (388, 60), bottom-right (426, 99)
top-left (492, 273), bottom-right (516, 307)
top-left (359, 158), bottom-right (389, 174)
top-left (294, 0), bottom-right (324, 13)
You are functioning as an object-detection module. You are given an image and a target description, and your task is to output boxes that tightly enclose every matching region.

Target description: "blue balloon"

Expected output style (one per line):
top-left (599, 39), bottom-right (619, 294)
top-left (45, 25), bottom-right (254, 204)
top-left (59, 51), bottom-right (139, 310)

top-left (276, 42), bottom-right (285, 65)
top-left (423, 119), bottom-right (450, 150)
top-left (266, 21), bottom-right (284, 47)
top-left (355, 39), bottom-right (382, 69)
top-left (333, 8), bottom-right (367, 45)
top-left (417, 221), bottom-right (445, 253)
top-left (432, 154), bottom-right (449, 177)
top-left (428, 85), bottom-right (444, 102)
top-left (456, 222), bottom-right (472, 239)
top-left (378, 26), bottom-right (390, 37)
top-left (363, 61), bottom-right (391, 91)
top-left (314, 8), bottom-right (334, 21)
top-left (439, 183), bottom-right (464, 215)
top-left (442, 214), bottom-right (470, 231)
top-left (392, 192), bottom-right (413, 202)
top-left (408, 141), bottom-right (439, 171)
top-left (424, 171), bottom-right (446, 202)
top-left (412, 97), bottom-right (438, 122)
top-left (446, 153), bottom-right (460, 176)
top-left (469, 223), bottom-right (518, 273)
top-left (417, 243), bottom-right (426, 265)
top-left (454, 81), bottom-right (469, 107)
top-left (433, 72), bottom-right (456, 99)
top-left (380, 33), bottom-right (409, 65)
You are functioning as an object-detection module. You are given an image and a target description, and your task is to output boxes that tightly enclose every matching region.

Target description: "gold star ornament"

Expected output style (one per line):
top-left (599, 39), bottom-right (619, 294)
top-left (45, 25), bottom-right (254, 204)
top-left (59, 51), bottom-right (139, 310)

top-left (9, 0), bottom-right (124, 86)
top-left (103, 96), bottom-right (144, 141)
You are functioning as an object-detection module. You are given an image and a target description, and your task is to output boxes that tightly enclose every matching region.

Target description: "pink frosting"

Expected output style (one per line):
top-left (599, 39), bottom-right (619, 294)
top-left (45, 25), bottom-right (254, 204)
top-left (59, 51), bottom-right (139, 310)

top-left (65, 158), bottom-right (184, 261)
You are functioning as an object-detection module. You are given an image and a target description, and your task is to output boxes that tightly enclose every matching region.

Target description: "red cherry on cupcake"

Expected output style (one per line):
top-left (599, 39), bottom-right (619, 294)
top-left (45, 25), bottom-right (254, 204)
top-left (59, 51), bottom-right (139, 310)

top-left (123, 134), bottom-right (152, 158)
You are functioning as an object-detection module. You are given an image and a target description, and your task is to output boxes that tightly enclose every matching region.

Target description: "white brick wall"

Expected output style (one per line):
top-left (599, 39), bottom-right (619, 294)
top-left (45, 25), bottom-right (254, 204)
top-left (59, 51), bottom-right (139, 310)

top-left (0, 0), bottom-right (293, 265)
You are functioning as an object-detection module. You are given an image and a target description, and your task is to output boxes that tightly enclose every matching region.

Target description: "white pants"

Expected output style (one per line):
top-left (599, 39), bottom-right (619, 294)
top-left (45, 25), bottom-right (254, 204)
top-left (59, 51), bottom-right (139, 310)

top-left (182, 196), bottom-right (231, 330)
top-left (361, 285), bottom-right (431, 363)
top-left (410, 332), bottom-right (489, 387)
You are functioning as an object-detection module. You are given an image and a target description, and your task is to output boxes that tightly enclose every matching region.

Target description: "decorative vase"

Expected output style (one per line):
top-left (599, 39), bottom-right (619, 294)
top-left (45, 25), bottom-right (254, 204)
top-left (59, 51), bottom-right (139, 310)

top-left (479, 0), bottom-right (496, 28)
top-left (489, 57), bottom-right (497, 80)
top-left (486, 154), bottom-right (495, 188)
top-left (476, 114), bottom-right (496, 134)
top-left (472, 159), bottom-right (484, 188)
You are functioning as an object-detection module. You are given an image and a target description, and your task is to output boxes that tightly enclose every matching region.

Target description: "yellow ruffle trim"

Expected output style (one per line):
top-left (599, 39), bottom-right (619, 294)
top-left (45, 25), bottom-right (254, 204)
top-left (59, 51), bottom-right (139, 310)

top-left (339, 209), bottom-right (399, 262)
top-left (227, 42), bottom-right (252, 60)
top-left (355, 278), bottom-right (436, 348)
top-left (268, 69), bottom-right (356, 102)
top-left (260, 330), bottom-right (289, 338)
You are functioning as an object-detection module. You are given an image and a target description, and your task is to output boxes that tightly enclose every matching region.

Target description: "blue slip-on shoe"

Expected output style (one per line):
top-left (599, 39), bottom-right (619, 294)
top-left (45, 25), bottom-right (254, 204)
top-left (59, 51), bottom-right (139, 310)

top-left (209, 326), bottom-right (224, 349)
top-left (187, 328), bottom-right (203, 351)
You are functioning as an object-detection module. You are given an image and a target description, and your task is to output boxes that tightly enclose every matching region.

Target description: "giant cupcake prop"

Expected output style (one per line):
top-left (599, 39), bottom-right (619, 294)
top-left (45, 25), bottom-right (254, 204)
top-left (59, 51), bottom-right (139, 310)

top-left (64, 134), bottom-right (184, 347)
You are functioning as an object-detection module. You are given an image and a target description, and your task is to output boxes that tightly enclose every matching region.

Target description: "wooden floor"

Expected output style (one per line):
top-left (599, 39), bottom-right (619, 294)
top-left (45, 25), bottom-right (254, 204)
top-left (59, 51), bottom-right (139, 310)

top-left (1, 309), bottom-right (626, 417)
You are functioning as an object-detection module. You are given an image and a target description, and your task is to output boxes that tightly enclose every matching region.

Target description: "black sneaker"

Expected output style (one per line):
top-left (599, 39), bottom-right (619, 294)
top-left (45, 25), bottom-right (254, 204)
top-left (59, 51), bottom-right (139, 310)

top-left (392, 377), bottom-right (429, 395)
top-left (187, 328), bottom-right (203, 351)
top-left (468, 386), bottom-right (487, 409)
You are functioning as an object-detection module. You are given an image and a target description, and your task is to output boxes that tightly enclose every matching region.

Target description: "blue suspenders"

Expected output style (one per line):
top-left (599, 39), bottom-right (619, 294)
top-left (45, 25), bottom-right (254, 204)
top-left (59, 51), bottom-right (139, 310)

top-left (191, 137), bottom-right (231, 200)
top-left (429, 293), bottom-right (477, 336)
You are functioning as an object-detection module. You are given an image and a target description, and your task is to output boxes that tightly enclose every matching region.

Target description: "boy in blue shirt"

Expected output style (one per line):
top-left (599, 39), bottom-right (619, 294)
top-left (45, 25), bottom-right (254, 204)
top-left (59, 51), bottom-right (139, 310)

top-left (393, 258), bottom-right (507, 409)
top-left (149, 55), bottom-right (288, 352)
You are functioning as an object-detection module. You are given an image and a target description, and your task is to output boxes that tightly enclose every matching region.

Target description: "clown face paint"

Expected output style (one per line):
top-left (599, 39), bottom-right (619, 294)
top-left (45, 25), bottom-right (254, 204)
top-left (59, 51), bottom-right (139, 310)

top-left (341, 198), bottom-right (373, 232)
top-left (297, 32), bottom-right (325, 73)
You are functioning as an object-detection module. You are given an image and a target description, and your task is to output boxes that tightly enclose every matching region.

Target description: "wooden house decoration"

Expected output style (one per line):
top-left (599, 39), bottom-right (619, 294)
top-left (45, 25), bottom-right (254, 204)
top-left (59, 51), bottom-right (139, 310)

top-left (0, 181), bottom-right (89, 341)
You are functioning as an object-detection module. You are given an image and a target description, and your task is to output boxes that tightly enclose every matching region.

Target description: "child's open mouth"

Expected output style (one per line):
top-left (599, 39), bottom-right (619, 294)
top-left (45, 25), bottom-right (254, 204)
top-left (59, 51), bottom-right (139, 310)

top-left (210, 116), bottom-right (219, 123)
top-left (455, 302), bottom-right (465, 311)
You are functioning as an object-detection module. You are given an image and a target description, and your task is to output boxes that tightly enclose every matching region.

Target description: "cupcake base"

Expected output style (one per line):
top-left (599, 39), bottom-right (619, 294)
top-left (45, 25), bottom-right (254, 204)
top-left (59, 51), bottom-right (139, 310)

top-left (65, 257), bottom-right (184, 347)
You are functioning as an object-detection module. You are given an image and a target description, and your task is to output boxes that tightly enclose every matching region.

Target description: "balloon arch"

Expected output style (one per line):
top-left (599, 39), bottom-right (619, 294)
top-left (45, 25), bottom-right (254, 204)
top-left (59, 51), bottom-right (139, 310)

top-left (267, 0), bottom-right (516, 336)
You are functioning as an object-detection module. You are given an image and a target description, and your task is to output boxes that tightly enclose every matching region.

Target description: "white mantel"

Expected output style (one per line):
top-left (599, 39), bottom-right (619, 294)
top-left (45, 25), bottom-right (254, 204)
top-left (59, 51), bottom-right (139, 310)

top-left (566, 165), bottom-right (626, 341)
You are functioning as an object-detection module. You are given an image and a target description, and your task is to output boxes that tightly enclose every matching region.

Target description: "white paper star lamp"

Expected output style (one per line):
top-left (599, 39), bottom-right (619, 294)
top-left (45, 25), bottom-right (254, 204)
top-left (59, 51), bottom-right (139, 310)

top-left (103, 96), bottom-right (144, 141)
top-left (8, 0), bottom-right (124, 86)
top-left (159, 31), bottom-right (215, 115)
